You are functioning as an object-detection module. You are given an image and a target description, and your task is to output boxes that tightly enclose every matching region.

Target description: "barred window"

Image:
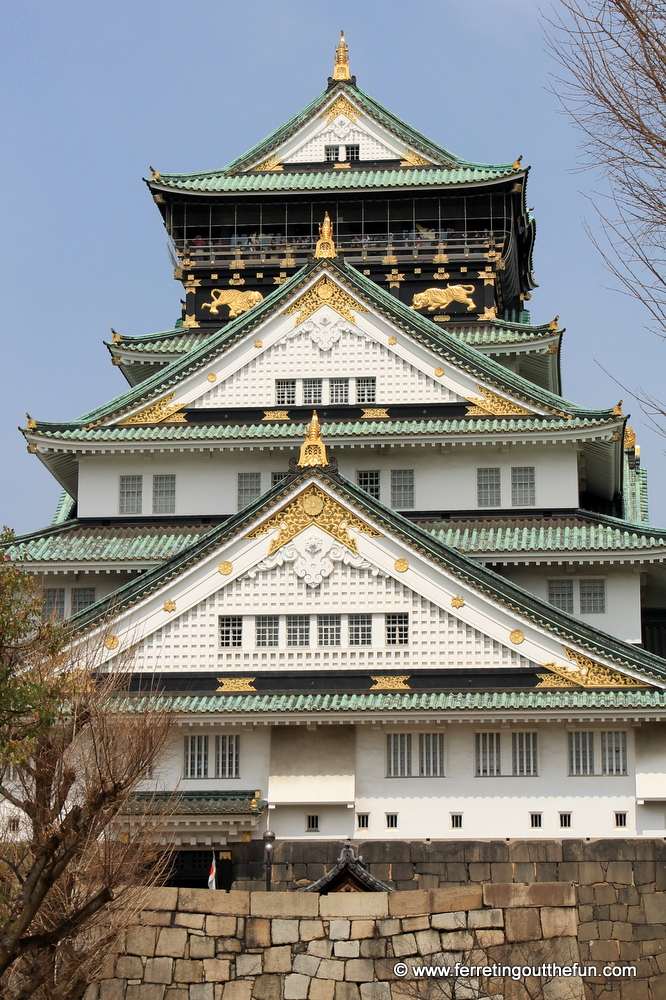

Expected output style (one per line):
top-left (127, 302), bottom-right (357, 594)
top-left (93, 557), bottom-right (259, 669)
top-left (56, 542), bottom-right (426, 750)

top-left (385, 613), bottom-right (409, 645)
top-left (476, 733), bottom-right (501, 776)
top-left (531, 813), bottom-right (542, 828)
top-left (568, 731), bottom-right (595, 775)
top-left (356, 377), bottom-right (376, 403)
top-left (451, 813), bottom-right (463, 829)
top-left (391, 469), bottom-right (414, 508)
top-left (511, 467), bottom-right (536, 506)
top-left (287, 615), bottom-right (310, 647)
top-left (512, 732), bottom-right (538, 775)
top-left (271, 472), bottom-right (288, 487)
top-left (345, 144), bottom-right (360, 161)
top-left (560, 812), bottom-right (572, 828)
top-left (303, 379), bottom-right (323, 405)
top-left (387, 733), bottom-right (412, 776)
top-left (601, 731), bottom-right (627, 775)
top-left (237, 473), bottom-right (262, 510)
top-left (71, 588), bottom-right (96, 614)
top-left (357, 470), bottom-right (380, 499)
top-left (548, 579), bottom-right (574, 613)
top-left (357, 813), bottom-right (369, 829)
top-left (477, 468), bottom-right (501, 507)
top-left (184, 735), bottom-right (209, 778)
top-left (349, 614), bottom-right (372, 646)
top-left (306, 814), bottom-right (319, 831)
top-left (256, 615), bottom-right (279, 647)
top-left (386, 813), bottom-right (398, 829)
top-left (219, 616), bottom-right (243, 647)
top-left (419, 733), bottom-right (445, 776)
top-left (43, 588), bottom-right (65, 620)
top-left (318, 614), bottom-right (341, 646)
top-left (580, 579), bottom-right (606, 614)
top-left (615, 812), bottom-right (627, 828)
top-left (215, 735), bottom-right (240, 778)
top-left (119, 475), bottom-right (142, 515)
top-left (153, 474), bottom-right (176, 514)
top-left (275, 379), bottom-right (296, 405)
top-left (330, 378), bottom-right (349, 403)
top-left (325, 145), bottom-right (339, 162)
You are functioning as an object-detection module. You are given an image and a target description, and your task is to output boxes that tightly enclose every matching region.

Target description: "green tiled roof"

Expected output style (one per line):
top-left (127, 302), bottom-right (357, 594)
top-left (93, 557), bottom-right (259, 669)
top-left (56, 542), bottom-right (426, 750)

top-left (6, 522), bottom-right (207, 565)
top-left (450, 320), bottom-right (560, 348)
top-left (128, 791), bottom-right (266, 815)
top-left (51, 490), bottom-right (75, 525)
top-left (107, 328), bottom-right (210, 356)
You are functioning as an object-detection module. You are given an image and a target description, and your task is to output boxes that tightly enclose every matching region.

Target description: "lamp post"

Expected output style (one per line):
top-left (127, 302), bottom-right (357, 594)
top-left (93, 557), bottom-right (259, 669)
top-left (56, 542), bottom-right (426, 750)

top-left (263, 829), bottom-right (275, 891)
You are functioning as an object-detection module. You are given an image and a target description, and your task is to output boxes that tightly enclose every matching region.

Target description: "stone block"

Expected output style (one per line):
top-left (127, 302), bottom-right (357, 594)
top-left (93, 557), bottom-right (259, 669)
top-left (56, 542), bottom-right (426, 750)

top-left (308, 941), bottom-right (333, 960)
top-left (376, 920), bottom-right (401, 937)
top-left (128, 926), bottom-right (158, 957)
top-left (415, 930), bottom-right (441, 956)
top-left (175, 914), bottom-right (206, 930)
top-left (541, 907), bottom-right (578, 938)
top-left (476, 930), bottom-right (505, 946)
top-left (619, 941), bottom-right (640, 961)
top-left (644, 893), bottom-right (666, 923)
top-left (578, 862), bottom-right (605, 884)
top-left (334, 941), bottom-right (360, 958)
top-left (142, 888), bottom-right (180, 912)
top-left (513, 863), bottom-right (536, 883)
top-left (157, 928), bottom-right (189, 959)
top-left (321, 894), bottom-right (388, 919)
top-left (468, 863), bottom-right (491, 881)
top-left (190, 939), bottom-right (215, 960)
top-left (285, 975), bottom-right (312, 1000)
top-left (174, 960), bottom-right (203, 984)
top-left (578, 922), bottom-right (599, 941)
top-left (100, 983), bottom-right (128, 1000)
top-left (316, 960), bottom-right (345, 981)
top-left (301, 920), bottom-right (325, 941)
top-left (215, 937), bottom-right (241, 955)
top-left (589, 940), bottom-right (620, 962)
top-left (223, 984), bottom-right (254, 1000)
top-left (253, 976), bottom-right (282, 1000)
top-left (202, 960), bottom-right (230, 983)
top-left (439, 930), bottom-right (474, 950)
top-left (245, 919), bottom-right (272, 949)
top-left (628, 906), bottom-right (647, 925)
top-left (468, 909), bottom-right (502, 929)
top-left (607, 862), bottom-right (633, 885)
top-left (445, 863), bottom-right (467, 883)
top-left (251, 892), bottom-right (319, 918)
top-left (350, 921), bottom-right (376, 940)
top-left (504, 908), bottom-right (542, 943)
top-left (345, 960), bottom-right (374, 983)
top-left (558, 863), bottom-right (579, 882)
top-left (490, 863), bottom-right (513, 882)
top-left (309, 981), bottom-right (335, 1000)
top-left (190, 987), bottom-right (215, 1000)
top-left (146, 958), bottom-right (175, 984)
top-left (359, 985), bottom-right (390, 1000)
top-left (142, 912), bottom-right (175, 927)
top-left (273, 919), bottom-right (301, 945)
top-left (335, 985), bottom-right (360, 1000)
top-left (126, 987), bottom-right (167, 1000)
top-left (429, 886), bottom-right (483, 913)
top-left (431, 911), bottom-right (466, 930)
top-left (117, 956), bottom-right (145, 979)
top-left (634, 862), bottom-right (656, 886)
top-left (401, 916), bottom-right (429, 932)
top-left (612, 921), bottom-right (634, 941)
top-left (179, 890), bottom-right (249, 916)
top-left (294, 955), bottom-right (323, 978)
top-left (264, 946), bottom-right (293, 972)
top-left (594, 885), bottom-right (616, 905)
top-left (206, 917), bottom-right (237, 937)
top-left (360, 939), bottom-right (386, 959)
top-left (237, 954), bottom-right (263, 977)
top-left (372, 959), bottom-right (399, 982)
top-left (388, 891), bottom-right (430, 917)
top-left (329, 921), bottom-right (351, 941)
top-left (610, 903), bottom-right (628, 921)
top-left (483, 882), bottom-right (575, 908)
top-left (392, 933), bottom-right (417, 957)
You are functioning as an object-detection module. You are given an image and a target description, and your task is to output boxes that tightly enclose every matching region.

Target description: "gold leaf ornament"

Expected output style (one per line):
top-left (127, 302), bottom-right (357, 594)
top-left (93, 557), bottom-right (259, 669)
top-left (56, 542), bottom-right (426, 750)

top-left (216, 677), bottom-right (257, 692)
top-left (104, 635), bottom-right (120, 650)
top-left (282, 276), bottom-right (368, 326)
top-left (510, 629), bottom-right (525, 644)
top-left (218, 561), bottom-right (233, 575)
top-left (394, 558), bottom-right (409, 573)
top-left (119, 392), bottom-right (187, 425)
top-left (370, 675), bottom-right (411, 690)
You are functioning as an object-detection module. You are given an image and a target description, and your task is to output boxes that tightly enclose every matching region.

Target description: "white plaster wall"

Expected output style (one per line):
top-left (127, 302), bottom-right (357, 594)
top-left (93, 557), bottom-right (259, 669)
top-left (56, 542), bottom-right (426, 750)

top-left (35, 571), bottom-right (136, 617)
top-left (268, 805), bottom-right (354, 840)
top-left (155, 725), bottom-right (271, 799)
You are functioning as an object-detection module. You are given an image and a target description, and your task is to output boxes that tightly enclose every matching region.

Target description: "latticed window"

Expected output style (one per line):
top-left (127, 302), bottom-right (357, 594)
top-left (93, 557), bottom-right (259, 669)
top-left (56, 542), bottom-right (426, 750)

top-left (387, 733), bottom-right (412, 776)
top-left (43, 588), bottom-right (65, 620)
top-left (287, 615), bottom-right (310, 646)
top-left (356, 377), bottom-right (376, 403)
top-left (419, 733), bottom-right (445, 776)
top-left (330, 378), bottom-right (349, 403)
top-left (349, 614), bottom-right (372, 646)
top-left (601, 731), bottom-right (627, 775)
top-left (215, 735), bottom-right (240, 777)
top-left (511, 467), bottom-right (536, 506)
top-left (391, 469), bottom-right (414, 508)
top-left (219, 616), bottom-right (243, 648)
top-left (476, 733), bottom-right (501, 776)
top-left (385, 613), bottom-right (409, 645)
top-left (477, 468), bottom-right (501, 507)
top-left (548, 580), bottom-right (574, 613)
top-left (237, 473), bottom-right (262, 510)
top-left (512, 732), bottom-right (538, 775)
top-left (303, 379), bottom-right (323, 405)
top-left (275, 379), bottom-right (296, 405)
top-left (71, 588), bottom-right (96, 614)
top-left (153, 474), bottom-right (176, 514)
top-left (580, 579), bottom-right (606, 613)
top-left (256, 615), bottom-right (279, 647)
top-left (357, 470), bottom-right (380, 499)
top-left (184, 735), bottom-right (209, 778)
top-left (325, 145), bottom-right (339, 162)
top-left (271, 472), bottom-right (288, 487)
top-left (318, 615), bottom-right (341, 646)
top-left (568, 731), bottom-right (595, 775)
top-left (119, 475), bottom-right (142, 515)
top-left (345, 144), bottom-right (360, 161)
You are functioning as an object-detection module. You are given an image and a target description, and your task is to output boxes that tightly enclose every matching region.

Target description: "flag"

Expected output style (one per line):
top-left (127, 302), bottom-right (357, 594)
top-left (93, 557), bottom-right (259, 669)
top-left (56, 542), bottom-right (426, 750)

top-left (208, 851), bottom-right (216, 890)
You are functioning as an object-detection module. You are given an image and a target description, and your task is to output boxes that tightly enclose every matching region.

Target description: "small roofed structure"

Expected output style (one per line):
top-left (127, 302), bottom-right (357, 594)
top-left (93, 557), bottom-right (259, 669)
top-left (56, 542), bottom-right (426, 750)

top-left (301, 840), bottom-right (394, 893)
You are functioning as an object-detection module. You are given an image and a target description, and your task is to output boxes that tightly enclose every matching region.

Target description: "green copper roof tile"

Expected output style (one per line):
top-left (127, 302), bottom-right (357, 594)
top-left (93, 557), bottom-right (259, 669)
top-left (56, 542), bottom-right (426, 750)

top-left (6, 522), bottom-right (207, 564)
top-left (107, 328), bottom-right (210, 355)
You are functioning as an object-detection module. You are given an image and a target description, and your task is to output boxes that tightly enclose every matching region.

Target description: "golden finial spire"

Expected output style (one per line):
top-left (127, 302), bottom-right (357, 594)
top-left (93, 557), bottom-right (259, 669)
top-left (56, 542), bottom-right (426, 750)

top-left (333, 30), bottom-right (351, 81)
top-left (298, 412), bottom-right (329, 467)
top-left (314, 212), bottom-right (337, 259)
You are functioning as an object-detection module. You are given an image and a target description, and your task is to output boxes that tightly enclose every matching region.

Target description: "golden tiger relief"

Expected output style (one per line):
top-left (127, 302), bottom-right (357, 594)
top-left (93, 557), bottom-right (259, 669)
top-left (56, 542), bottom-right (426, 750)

top-left (201, 289), bottom-right (264, 318)
top-left (410, 285), bottom-right (476, 313)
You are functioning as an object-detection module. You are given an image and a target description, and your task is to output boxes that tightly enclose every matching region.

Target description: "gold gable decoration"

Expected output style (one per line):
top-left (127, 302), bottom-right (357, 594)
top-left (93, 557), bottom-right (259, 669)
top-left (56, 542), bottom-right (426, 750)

top-left (216, 677), bottom-right (257, 692)
top-left (401, 150), bottom-right (432, 168)
top-left (536, 647), bottom-right (650, 688)
top-left (370, 676), bottom-right (411, 691)
top-left (282, 276), bottom-right (368, 326)
top-left (247, 484), bottom-right (382, 556)
top-left (320, 95), bottom-right (359, 125)
top-left (298, 412), bottom-right (328, 468)
top-left (314, 213), bottom-right (337, 259)
top-left (332, 32), bottom-right (352, 82)
top-left (465, 386), bottom-right (532, 417)
top-left (252, 156), bottom-right (283, 172)
top-left (119, 392), bottom-right (187, 425)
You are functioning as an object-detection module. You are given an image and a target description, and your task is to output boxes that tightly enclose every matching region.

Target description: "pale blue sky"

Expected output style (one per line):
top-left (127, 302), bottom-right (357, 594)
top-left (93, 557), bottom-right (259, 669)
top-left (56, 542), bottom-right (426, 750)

top-left (2, 0), bottom-right (664, 531)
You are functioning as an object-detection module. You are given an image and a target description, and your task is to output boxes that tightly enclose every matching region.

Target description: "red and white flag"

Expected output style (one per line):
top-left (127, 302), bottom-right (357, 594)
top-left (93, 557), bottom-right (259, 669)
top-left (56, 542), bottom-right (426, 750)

top-left (208, 851), bottom-right (216, 890)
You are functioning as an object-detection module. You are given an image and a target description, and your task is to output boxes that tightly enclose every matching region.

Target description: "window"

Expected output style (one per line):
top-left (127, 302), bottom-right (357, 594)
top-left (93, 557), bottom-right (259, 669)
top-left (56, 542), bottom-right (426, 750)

top-left (356, 377), bottom-right (376, 403)
top-left (119, 475), bottom-right (142, 515)
top-left (450, 813), bottom-right (463, 829)
top-left (530, 813), bottom-right (542, 829)
top-left (349, 614), bottom-right (372, 646)
top-left (560, 812), bottom-right (572, 828)
top-left (153, 474), bottom-right (176, 514)
top-left (8, 818), bottom-right (19, 834)
top-left (548, 580), bottom-right (574, 613)
top-left (601, 731), bottom-right (627, 775)
top-left (580, 579), bottom-right (606, 614)
top-left (391, 469), bottom-right (414, 508)
top-left (386, 813), bottom-right (398, 829)
top-left (615, 812), bottom-right (627, 828)
top-left (184, 735), bottom-right (209, 778)
top-left (256, 615), bottom-right (279, 647)
top-left (219, 616), bottom-right (243, 648)
top-left (569, 731), bottom-right (595, 775)
top-left (357, 470), bottom-right (380, 499)
top-left (43, 588), bottom-right (65, 621)
top-left (345, 144), bottom-right (360, 161)
top-left (306, 814), bottom-right (319, 831)
top-left (287, 615), bottom-right (310, 647)
top-left (512, 732), bottom-right (538, 776)
top-left (318, 615), bottom-right (341, 646)
top-left (303, 378), bottom-right (323, 405)
top-left (357, 813), bottom-right (369, 829)
top-left (275, 379), bottom-right (296, 405)
top-left (476, 733), bottom-right (501, 776)
top-left (385, 613), bottom-right (409, 645)
top-left (330, 378), bottom-right (349, 404)
top-left (215, 735), bottom-right (240, 778)
top-left (387, 733), bottom-right (412, 776)
top-left (419, 733), bottom-right (445, 776)
top-left (477, 468), bottom-right (501, 507)
top-left (325, 145), bottom-right (339, 162)
top-left (71, 588), bottom-right (96, 614)
top-left (237, 472), bottom-right (262, 510)
top-left (511, 467), bottom-right (536, 506)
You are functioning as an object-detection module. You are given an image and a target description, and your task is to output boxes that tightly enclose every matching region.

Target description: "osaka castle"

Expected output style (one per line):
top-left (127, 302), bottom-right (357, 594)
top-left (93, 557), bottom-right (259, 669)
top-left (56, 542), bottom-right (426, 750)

top-left (9, 34), bottom-right (666, 866)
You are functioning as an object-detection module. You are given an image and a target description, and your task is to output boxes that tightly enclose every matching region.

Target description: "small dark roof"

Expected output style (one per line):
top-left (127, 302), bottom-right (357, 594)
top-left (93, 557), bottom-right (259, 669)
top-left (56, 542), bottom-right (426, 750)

top-left (301, 840), bottom-right (393, 893)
